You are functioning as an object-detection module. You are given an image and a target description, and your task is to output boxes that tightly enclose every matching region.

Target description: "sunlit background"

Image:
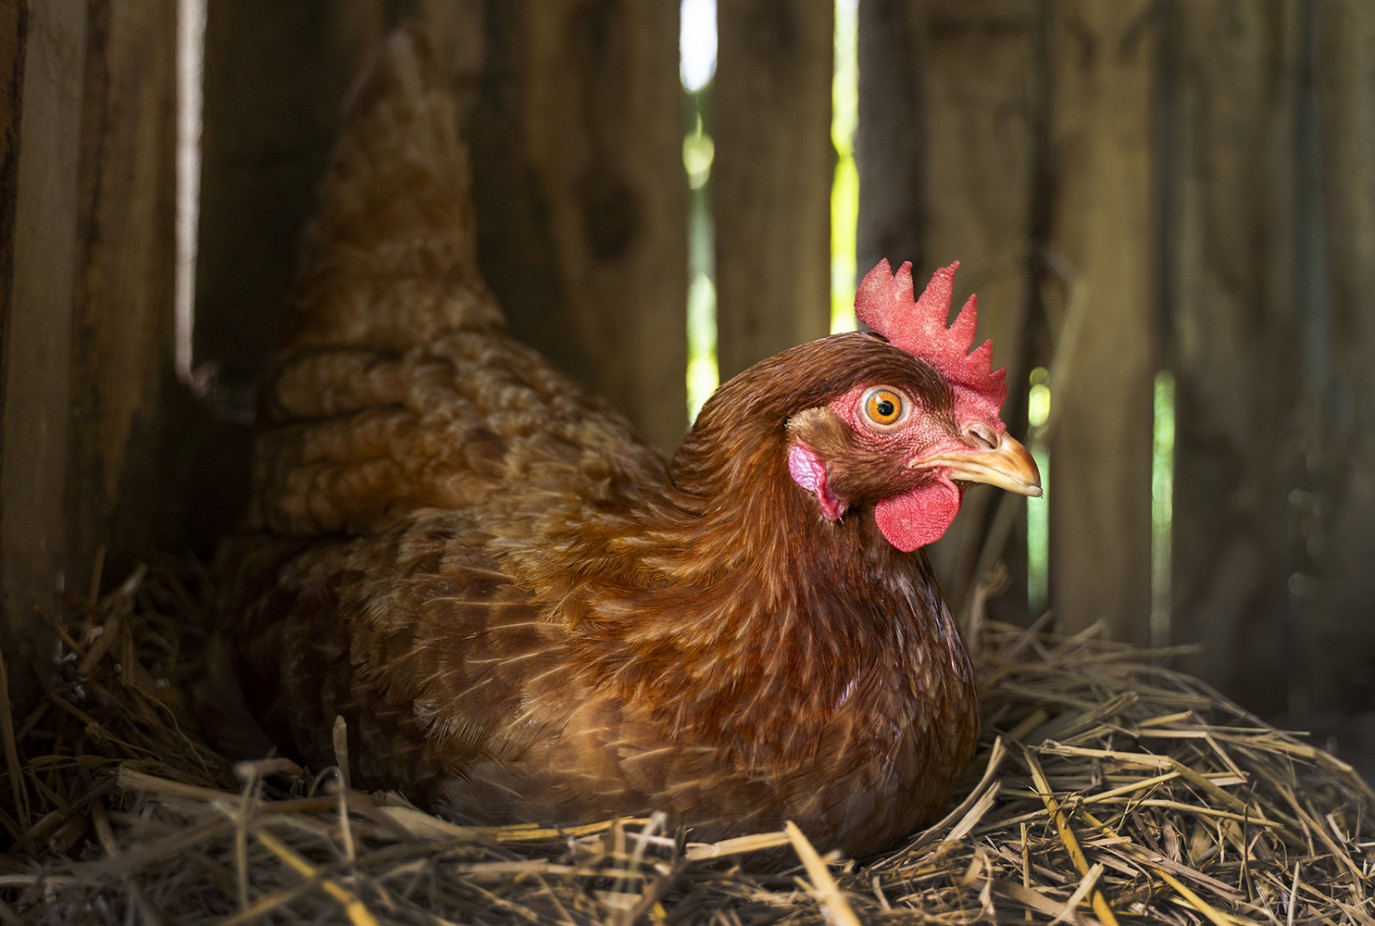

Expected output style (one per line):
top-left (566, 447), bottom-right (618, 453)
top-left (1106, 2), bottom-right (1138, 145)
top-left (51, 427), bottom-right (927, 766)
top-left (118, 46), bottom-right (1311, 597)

top-left (680, 0), bottom-right (860, 423)
top-left (674, 0), bottom-right (1141, 625)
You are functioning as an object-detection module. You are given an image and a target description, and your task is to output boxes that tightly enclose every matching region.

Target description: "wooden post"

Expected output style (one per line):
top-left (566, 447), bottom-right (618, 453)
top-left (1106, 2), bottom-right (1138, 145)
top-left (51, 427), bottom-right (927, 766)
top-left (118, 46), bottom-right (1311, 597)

top-left (714, 0), bottom-right (833, 381)
top-left (67, 0), bottom-right (180, 578)
top-left (857, 0), bottom-right (1042, 622)
top-left (1045, 0), bottom-right (1158, 644)
top-left (1165, 0), bottom-right (1300, 714)
top-left (459, 0), bottom-right (687, 450)
top-left (2, 0), bottom-right (179, 714)
top-left (2, 0), bottom-right (85, 708)
top-left (857, 0), bottom-right (921, 277)
top-left (515, 0), bottom-right (688, 450)
top-left (1308, 0), bottom-right (1375, 721)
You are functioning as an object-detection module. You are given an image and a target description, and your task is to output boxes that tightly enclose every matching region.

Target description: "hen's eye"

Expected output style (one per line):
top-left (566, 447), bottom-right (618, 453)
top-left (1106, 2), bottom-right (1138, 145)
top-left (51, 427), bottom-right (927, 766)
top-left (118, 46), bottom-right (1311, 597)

top-left (862, 388), bottom-right (907, 428)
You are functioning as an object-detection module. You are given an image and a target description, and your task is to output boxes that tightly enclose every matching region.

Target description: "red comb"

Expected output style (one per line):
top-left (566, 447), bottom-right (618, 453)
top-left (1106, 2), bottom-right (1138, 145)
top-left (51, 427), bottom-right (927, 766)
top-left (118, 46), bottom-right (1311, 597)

top-left (855, 260), bottom-right (1008, 422)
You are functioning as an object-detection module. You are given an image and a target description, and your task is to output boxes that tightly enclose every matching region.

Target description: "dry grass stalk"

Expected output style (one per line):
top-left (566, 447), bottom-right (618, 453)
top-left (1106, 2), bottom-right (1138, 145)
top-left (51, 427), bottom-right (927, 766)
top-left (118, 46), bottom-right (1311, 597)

top-left (0, 559), bottom-right (1371, 924)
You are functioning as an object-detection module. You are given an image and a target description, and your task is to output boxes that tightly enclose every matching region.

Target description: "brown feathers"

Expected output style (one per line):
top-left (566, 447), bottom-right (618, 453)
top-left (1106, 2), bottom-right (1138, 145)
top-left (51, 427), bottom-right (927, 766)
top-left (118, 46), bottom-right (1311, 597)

top-left (212, 27), bottom-right (1031, 860)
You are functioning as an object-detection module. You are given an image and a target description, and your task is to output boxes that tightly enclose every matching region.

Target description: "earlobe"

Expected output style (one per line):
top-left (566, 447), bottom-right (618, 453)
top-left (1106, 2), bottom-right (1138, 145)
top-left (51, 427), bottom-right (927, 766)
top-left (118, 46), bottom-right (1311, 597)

top-left (787, 442), bottom-right (847, 522)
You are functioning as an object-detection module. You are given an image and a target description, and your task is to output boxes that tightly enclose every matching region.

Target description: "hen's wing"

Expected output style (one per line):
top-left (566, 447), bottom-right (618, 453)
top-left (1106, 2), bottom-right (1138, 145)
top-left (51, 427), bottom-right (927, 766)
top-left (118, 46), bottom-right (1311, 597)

top-left (215, 27), bottom-right (670, 805)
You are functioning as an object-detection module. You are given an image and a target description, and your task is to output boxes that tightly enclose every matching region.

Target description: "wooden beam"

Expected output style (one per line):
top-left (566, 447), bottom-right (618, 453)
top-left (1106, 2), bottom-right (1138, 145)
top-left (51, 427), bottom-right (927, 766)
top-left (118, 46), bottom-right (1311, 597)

top-left (1045, 0), bottom-right (1158, 644)
top-left (67, 0), bottom-right (180, 579)
top-left (714, 0), bottom-right (833, 381)
top-left (858, 0), bottom-right (1042, 622)
top-left (517, 0), bottom-right (688, 450)
top-left (0, 0), bottom-right (22, 312)
top-left (2, 0), bottom-right (86, 707)
top-left (857, 0), bottom-right (921, 276)
top-left (1166, 0), bottom-right (1300, 714)
top-left (462, 0), bottom-right (687, 450)
top-left (1308, 0), bottom-right (1375, 720)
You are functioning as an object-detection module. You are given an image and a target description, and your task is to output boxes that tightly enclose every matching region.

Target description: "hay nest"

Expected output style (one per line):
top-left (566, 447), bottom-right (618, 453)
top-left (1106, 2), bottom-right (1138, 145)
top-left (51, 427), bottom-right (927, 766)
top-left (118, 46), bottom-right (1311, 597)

top-left (2, 561), bottom-right (1372, 925)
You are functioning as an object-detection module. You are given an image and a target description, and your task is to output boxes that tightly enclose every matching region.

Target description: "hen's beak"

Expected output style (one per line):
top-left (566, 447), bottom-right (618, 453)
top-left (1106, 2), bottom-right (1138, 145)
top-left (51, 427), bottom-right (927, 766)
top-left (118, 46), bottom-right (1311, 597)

top-left (912, 433), bottom-right (1043, 497)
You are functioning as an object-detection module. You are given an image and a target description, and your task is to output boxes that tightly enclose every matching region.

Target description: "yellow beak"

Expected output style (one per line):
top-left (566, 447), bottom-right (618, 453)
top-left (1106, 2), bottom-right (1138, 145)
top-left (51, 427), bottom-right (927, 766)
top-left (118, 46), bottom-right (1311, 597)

top-left (911, 433), bottom-right (1043, 497)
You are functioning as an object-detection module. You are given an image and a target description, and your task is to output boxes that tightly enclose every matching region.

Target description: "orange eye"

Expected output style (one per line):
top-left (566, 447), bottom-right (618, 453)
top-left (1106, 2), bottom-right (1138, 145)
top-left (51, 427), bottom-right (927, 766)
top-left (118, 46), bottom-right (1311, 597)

top-left (863, 388), bottom-right (906, 427)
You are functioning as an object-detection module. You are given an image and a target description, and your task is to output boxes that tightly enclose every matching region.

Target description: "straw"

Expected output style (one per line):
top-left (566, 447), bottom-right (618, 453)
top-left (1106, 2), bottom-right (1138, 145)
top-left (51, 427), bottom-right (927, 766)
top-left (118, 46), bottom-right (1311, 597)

top-left (1, 559), bottom-right (1370, 924)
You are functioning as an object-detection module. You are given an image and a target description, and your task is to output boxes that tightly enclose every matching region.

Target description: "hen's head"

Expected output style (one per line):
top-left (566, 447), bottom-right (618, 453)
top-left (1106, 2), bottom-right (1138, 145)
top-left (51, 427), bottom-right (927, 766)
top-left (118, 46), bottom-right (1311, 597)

top-left (782, 260), bottom-right (1041, 552)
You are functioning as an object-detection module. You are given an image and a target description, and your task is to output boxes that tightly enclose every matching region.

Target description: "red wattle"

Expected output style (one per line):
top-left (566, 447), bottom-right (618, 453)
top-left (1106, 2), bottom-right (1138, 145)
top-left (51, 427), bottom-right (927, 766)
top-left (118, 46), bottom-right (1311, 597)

top-left (874, 479), bottom-right (961, 552)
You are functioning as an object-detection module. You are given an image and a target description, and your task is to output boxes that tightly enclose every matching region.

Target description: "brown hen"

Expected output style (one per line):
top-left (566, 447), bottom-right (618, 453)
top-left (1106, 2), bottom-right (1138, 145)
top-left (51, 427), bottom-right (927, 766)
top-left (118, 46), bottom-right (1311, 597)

top-left (216, 28), bottom-right (1041, 859)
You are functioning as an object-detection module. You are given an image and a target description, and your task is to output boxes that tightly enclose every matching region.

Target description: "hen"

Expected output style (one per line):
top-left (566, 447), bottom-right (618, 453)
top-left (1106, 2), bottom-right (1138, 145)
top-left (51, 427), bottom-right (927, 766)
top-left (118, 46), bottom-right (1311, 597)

top-left (217, 28), bottom-right (1041, 859)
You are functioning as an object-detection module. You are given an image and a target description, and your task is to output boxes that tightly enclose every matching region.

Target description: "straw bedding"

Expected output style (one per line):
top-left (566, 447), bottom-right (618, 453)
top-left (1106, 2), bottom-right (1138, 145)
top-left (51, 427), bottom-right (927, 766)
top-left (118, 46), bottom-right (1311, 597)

top-left (1, 560), bottom-right (1371, 924)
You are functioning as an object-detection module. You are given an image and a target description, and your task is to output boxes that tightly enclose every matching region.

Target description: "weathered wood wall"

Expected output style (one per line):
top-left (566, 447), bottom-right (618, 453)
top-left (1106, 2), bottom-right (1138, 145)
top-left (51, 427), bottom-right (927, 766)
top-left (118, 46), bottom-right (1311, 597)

top-left (858, 0), bottom-right (1375, 735)
top-left (2, 0), bottom-right (182, 712)
top-left (1307, 0), bottom-right (1375, 737)
top-left (3, 1), bottom-right (1374, 752)
top-left (857, 0), bottom-right (1044, 624)
top-left (714, 0), bottom-right (833, 379)
top-left (1167, 0), bottom-right (1300, 715)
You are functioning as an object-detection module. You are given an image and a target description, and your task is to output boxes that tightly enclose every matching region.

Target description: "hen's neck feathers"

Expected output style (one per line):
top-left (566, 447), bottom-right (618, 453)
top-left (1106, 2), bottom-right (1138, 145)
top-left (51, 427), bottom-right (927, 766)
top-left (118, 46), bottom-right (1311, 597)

top-left (544, 333), bottom-right (971, 766)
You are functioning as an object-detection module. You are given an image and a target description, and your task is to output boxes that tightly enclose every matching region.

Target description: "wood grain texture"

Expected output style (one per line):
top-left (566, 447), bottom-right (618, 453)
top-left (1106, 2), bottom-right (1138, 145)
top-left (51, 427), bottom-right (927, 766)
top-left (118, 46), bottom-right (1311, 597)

top-left (856, 0), bottom-right (920, 278)
top-left (2, 0), bottom-right (84, 703)
top-left (520, 0), bottom-right (687, 450)
top-left (713, 0), bottom-right (833, 381)
top-left (2, 0), bottom-right (188, 713)
top-left (66, 0), bottom-right (180, 579)
top-left (1045, 0), bottom-right (1158, 644)
top-left (460, 0), bottom-right (687, 450)
top-left (1165, 0), bottom-right (1299, 714)
top-left (0, 1), bottom-right (21, 315)
top-left (857, 0), bottom-right (1041, 622)
top-left (0, 0), bottom-right (30, 701)
top-left (1308, 0), bottom-right (1375, 720)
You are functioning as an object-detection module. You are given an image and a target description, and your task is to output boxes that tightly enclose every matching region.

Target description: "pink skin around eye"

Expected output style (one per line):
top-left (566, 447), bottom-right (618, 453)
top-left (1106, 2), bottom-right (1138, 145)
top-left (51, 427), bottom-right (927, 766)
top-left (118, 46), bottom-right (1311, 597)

top-left (786, 384), bottom-right (982, 552)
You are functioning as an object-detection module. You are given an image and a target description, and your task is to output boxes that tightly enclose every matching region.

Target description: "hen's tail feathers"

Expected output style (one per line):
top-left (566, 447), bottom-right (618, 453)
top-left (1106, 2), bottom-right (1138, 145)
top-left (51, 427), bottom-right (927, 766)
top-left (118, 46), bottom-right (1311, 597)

top-left (277, 25), bottom-right (502, 357)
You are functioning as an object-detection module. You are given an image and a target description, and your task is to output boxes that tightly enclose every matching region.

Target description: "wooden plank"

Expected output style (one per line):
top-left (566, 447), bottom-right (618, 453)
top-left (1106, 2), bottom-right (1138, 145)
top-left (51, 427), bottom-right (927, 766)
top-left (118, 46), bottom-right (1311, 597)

top-left (195, 1), bottom-right (385, 406)
top-left (2, 0), bottom-right (86, 705)
top-left (66, 0), bottom-right (180, 579)
top-left (517, 0), bottom-right (688, 450)
top-left (1307, 0), bottom-right (1375, 722)
top-left (0, 0), bottom-right (21, 303)
top-left (857, 0), bottom-right (1042, 622)
top-left (856, 0), bottom-right (920, 277)
top-left (444, 0), bottom-right (687, 449)
top-left (1165, 0), bottom-right (1299, 715)
top-left (713, 0), bottom-right (833, 381)
top-left (1045, 0), bottom-right (1158, 644)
